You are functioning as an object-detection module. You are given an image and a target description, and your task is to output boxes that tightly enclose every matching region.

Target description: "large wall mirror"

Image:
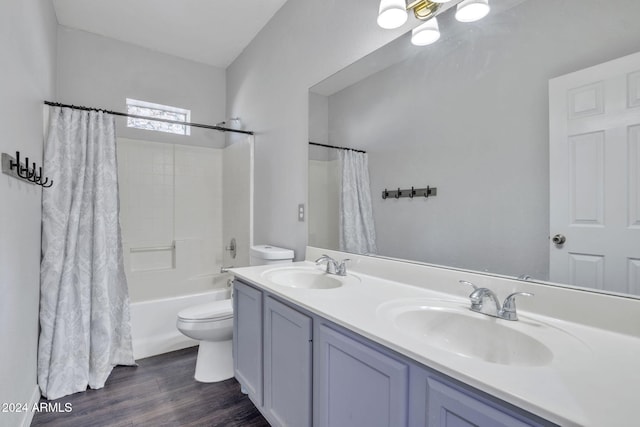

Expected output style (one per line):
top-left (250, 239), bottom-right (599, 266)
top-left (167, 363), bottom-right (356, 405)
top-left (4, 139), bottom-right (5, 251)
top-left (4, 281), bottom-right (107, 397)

top-left (308, 0), bottom-right (640, 297)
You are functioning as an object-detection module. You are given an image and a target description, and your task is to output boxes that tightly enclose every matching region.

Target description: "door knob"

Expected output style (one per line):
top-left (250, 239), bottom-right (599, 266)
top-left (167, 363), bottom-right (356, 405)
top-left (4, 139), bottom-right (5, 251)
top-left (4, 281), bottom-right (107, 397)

top-left (552, 234), bottom-right (566, 245)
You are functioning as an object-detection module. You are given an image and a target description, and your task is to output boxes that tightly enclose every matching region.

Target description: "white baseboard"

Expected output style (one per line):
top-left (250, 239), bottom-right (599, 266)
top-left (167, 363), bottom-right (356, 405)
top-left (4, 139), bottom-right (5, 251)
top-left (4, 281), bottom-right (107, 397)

top-left (20, 385), bottom-right (41, 427)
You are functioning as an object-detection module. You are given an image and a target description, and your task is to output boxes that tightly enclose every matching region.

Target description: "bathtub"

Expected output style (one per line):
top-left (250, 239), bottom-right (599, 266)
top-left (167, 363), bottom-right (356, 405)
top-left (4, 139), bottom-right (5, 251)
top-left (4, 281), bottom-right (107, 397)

top-left (129, 273), bottom-right (232, 360)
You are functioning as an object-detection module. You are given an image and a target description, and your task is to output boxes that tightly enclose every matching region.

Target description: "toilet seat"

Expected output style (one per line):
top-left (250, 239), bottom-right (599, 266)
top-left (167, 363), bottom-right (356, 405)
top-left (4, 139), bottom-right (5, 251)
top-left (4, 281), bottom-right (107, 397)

top-left (177, 299), bottom-right (233, 322)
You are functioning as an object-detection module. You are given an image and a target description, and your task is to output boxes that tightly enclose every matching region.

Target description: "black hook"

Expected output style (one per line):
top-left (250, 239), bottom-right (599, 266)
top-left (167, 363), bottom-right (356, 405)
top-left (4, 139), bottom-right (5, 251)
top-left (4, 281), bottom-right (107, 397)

top-left (425, 186), bottom-right (430, 198)
top-left (25, 160), bottom-right (36, 180)
top-left (28, 162), bottom-right (39, 182)
top-left (410, 186), bottom-right (414, 199)
top-left (33, 166), bottom-right (44, 184)
top-left (35, 166), bottom-right (53, 188)
top-left (382, 189), bottom-right (388, 199)
top-left (395, 187), bottom-right (401, 199)
top-left (16, 156), bottom-right (32, 179)
top-left (13, 152), bottom-right (29, 178)
top-left (9, 151), bottom-right (20, 172)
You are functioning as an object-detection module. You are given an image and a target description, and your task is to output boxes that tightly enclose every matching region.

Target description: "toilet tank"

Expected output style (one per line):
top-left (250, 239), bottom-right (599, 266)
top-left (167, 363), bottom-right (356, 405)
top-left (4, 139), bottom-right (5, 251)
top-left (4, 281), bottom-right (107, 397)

top-left (250, 245), bottom-right (294, 266)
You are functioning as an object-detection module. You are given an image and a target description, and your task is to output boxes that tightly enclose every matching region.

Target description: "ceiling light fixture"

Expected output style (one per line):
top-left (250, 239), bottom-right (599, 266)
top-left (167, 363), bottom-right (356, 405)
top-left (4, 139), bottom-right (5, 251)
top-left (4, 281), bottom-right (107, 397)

top-left (377, 0), bottom-right (490, 46)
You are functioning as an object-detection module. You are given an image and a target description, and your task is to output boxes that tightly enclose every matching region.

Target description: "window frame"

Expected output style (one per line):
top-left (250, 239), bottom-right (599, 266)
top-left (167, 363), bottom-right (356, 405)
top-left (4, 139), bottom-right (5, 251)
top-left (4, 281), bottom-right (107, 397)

top-left (126, 98), bottom-right (191, 136)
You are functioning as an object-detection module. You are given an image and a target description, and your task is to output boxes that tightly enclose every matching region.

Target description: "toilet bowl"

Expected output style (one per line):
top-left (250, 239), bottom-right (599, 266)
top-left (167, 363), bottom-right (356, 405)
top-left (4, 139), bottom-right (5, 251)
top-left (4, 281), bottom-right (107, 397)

top-left (176, 299), bottom-right (234, 383)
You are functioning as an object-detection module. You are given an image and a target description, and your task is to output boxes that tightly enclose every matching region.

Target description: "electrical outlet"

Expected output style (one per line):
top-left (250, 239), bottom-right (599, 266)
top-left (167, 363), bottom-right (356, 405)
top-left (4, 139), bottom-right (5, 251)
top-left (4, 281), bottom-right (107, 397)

top-left (298, 203), bottom-right (305, 221)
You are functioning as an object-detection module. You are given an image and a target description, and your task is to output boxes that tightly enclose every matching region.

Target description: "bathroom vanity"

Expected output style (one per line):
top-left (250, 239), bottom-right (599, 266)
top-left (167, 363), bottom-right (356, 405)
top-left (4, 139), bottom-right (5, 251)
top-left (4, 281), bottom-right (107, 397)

top-left (230, 247), bottom-right (640, 427)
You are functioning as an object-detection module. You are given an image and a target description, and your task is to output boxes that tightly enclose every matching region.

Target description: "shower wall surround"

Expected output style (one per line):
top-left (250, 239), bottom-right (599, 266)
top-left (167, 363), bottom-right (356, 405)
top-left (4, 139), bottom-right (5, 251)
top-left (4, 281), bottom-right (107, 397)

top-left (117, 138), bottom-right (223, 302)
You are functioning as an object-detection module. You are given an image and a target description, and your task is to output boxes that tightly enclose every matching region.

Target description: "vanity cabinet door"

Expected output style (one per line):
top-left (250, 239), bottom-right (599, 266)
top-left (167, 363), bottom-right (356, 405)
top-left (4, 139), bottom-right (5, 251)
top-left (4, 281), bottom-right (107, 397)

top-left (316, 323), bottom-right (409, 427)
top-left (264, 296), bottom-right (312, 427)
top-left (409, 366), bottom-right (552, 427)
top-left (233, 280), bottom-right (263, 406)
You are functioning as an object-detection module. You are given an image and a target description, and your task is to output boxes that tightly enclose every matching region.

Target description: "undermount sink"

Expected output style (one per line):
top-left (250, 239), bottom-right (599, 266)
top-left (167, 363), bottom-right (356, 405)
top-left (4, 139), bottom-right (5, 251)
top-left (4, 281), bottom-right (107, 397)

top-left (377, 299), bottom-right (585, 367)
top-left (261, 266), bottom-right (360, 290)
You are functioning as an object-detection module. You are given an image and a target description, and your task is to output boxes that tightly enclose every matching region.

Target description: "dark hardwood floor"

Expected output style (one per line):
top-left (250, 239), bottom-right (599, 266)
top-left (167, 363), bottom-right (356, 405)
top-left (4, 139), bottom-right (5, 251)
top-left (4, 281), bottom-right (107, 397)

top-left (31, 347), bottom-right (270, 427)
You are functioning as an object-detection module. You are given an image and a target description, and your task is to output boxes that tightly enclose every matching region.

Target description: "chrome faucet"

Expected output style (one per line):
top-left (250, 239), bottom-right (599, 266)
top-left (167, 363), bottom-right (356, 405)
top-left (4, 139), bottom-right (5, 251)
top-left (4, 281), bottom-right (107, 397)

top-left (459, 280), bottom-right (533, 321)
top-left (469, 287), bottom-right (502, 317)
top-left (315, 254), bottom-right (350, 276)
top-left (499, 292), bottom-right (533, 321)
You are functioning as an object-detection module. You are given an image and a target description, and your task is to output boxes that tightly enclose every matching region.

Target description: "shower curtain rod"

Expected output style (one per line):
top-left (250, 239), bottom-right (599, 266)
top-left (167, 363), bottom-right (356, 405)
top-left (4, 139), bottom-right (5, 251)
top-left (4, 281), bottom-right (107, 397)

top-left (44, 101), bottom-right (254, 136)
top-left (309, 141), bottom-right (366, 153)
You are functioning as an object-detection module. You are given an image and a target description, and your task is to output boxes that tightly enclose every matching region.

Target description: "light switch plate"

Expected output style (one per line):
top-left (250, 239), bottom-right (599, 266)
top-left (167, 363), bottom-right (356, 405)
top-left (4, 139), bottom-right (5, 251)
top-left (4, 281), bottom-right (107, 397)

top-left (298, 203), bottom-right (305, 221)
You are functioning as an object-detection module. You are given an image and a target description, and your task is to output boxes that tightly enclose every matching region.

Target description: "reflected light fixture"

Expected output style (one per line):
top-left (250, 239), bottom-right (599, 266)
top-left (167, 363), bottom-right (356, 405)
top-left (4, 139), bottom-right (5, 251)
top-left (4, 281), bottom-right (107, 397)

top-left (377, 0), bottom-right (408, 29)
top-left (411, 17), bottom-right (440, 46)
top-left (377, 0), bottom-right (490, 46)
top-left (455, 0), bottom-right (490, 22)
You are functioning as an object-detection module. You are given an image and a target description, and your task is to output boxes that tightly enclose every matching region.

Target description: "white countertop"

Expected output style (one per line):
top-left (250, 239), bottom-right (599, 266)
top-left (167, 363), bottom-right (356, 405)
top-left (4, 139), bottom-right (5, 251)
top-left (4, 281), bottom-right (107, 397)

top-left (231, 251), bottom-right (640, 427)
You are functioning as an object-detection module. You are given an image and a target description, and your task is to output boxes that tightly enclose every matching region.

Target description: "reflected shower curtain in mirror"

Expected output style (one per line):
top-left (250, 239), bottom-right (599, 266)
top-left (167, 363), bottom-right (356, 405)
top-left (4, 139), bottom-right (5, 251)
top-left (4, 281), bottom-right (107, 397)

top-left (38, 106), bottom-right (135, 400)
top-left (339, 150), bottom-right (377, 254)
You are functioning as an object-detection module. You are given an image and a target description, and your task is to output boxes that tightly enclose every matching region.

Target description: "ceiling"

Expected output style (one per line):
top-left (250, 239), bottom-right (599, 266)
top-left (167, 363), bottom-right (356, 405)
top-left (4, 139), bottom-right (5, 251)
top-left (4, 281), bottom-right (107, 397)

top-left (52, 0), bottom-right (289, 69)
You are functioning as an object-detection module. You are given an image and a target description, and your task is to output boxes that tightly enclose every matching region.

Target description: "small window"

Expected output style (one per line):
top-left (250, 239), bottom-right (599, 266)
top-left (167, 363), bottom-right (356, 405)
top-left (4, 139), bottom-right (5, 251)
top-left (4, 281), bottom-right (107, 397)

top-left (126, 98), bottom-right (191, 135)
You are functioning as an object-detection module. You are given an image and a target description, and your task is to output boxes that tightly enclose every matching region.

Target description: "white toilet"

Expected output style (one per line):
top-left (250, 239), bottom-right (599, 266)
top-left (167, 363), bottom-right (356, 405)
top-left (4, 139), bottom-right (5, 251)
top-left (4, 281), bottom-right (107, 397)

top-left (176, 298), bottom-right (234, 382)
top-left (249, 244), bottom-right (295, 267)
top-left (176, 244), bottom-right (294, 383)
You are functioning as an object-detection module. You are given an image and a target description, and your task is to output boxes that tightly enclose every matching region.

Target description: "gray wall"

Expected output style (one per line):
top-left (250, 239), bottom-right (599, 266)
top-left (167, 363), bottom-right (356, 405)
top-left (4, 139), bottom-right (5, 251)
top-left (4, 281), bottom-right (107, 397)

top-left (57, 27), bottom-right (227, 148)
top-left (226, 0), bottom-right (409, 259)
top-left (0, 1), bottom-right (57, 425)
top-left (324, 0), bottom-right (640, 279)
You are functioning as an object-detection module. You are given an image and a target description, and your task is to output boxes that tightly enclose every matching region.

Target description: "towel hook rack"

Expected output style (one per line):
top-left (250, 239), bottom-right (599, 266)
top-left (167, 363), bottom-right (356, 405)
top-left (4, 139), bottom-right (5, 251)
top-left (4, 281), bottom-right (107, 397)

top-left (381, 185), bottom-right (437, 200)
top-left (2, 151), bottom-right (53, 188)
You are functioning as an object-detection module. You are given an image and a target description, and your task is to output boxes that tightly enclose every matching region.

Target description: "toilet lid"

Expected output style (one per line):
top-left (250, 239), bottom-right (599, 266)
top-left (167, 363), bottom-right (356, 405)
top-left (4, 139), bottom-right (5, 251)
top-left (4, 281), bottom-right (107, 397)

top-left (177, 299), bottom-right (233, 321)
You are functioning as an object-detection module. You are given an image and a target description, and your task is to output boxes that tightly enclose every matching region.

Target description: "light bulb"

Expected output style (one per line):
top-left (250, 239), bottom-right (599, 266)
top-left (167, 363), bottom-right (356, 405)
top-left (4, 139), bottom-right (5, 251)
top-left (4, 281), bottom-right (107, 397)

top-left (377, 0), bottom-right (408, 29)
top-left (455, 0), bottom-right (490, 22)
top-left (411, 17), bottom-right (440, 46)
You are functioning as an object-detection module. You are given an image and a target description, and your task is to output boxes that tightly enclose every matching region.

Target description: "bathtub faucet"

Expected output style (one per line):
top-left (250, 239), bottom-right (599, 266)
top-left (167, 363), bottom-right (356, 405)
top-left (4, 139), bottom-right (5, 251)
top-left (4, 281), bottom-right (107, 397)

top-left (220, 266), bottom-right (233, 273)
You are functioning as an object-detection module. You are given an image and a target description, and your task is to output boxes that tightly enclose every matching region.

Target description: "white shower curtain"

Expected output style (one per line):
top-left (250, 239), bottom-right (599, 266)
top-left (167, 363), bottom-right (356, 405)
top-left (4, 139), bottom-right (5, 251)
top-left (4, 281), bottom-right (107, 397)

top-left (339, 150), bottom-right (377, 255)
top-left (38, 107), bottom-right (135, 400)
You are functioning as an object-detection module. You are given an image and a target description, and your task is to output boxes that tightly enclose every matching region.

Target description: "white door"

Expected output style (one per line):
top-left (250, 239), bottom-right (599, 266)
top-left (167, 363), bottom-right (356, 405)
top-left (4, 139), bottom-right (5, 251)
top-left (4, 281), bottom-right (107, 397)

top-left (549, 51), bottom-right (640, 294)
